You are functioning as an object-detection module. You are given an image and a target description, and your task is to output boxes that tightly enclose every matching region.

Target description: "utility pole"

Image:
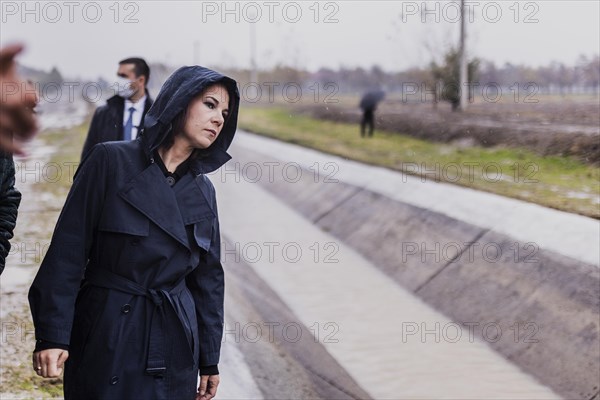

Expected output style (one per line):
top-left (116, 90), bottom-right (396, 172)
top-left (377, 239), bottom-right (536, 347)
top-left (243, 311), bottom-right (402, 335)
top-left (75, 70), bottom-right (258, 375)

top-left (458, 0), bottom-right (468, 111)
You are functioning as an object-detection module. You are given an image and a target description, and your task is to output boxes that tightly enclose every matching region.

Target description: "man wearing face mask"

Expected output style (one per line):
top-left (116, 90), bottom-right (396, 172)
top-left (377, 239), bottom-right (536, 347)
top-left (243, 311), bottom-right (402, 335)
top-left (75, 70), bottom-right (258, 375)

top-left (81, 58), bottom-right (153, 160)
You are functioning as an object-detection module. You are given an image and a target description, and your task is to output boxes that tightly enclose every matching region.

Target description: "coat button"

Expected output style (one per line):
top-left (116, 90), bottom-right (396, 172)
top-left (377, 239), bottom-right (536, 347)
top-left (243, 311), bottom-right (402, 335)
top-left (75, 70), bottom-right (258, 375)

top-left (110, 376), bottom-right (119, 385)
top-left (131, 238), bottom-right (140, 246)
top-left (121, 304), bottom-right (131, 314)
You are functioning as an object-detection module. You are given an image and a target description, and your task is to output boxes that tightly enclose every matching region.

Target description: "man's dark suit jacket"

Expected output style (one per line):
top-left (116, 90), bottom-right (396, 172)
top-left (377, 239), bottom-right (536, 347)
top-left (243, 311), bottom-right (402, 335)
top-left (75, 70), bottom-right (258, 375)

top-left (81, 93), bottom-right (153, 160)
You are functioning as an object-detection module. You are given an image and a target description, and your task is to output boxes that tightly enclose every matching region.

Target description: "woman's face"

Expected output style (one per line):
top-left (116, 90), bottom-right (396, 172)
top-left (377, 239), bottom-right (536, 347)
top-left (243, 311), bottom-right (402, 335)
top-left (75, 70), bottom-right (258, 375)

top-left (181, 84), bottom-right (230, 149)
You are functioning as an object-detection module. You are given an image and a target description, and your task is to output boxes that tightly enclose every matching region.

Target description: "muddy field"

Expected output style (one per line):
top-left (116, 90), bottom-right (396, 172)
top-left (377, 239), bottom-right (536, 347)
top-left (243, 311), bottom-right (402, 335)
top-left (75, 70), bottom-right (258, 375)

top-left (295, 94), bottom-right (600, 164)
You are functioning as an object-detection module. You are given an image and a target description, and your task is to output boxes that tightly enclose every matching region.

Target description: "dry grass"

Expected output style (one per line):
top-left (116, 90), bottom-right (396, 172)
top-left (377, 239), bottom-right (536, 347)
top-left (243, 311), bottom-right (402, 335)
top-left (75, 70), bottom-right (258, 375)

top-left (238, 106), bottom-right (600, 219)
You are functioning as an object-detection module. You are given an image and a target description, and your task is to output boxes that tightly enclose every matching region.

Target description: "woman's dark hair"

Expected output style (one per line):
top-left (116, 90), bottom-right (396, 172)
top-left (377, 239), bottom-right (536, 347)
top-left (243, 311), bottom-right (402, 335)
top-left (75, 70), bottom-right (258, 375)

top-left (160, 82), bottom-right (233, 158)
top-left (162, 108), bottom-right (187, 151)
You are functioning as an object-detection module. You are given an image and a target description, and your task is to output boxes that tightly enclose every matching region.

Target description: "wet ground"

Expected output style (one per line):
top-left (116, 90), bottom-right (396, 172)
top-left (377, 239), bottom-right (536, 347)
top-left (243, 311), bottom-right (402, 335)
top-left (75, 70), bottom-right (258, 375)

top-left (0, 137), bottom-right (63, 398)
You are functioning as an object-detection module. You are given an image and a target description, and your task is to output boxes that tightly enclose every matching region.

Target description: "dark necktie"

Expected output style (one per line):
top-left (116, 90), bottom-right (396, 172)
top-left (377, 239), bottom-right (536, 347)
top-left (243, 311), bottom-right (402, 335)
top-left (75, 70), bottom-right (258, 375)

top-left (123, 106), bottom-right (135, 141)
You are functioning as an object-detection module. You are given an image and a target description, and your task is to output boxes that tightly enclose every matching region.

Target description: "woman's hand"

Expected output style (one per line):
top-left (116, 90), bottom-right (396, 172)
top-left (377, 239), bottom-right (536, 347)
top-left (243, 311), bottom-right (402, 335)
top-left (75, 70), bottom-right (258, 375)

top-left (32, 349), bottom-right (69, 378)
top-left (196, 374), bottom-right (220, 400)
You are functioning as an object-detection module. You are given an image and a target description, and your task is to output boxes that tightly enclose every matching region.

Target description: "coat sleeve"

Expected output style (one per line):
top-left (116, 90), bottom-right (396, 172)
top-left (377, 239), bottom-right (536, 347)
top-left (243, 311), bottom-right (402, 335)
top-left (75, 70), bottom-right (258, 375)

top-left (0, 153), bottom-right (22, 275)
top-left (28, 144), bottom-right (112, 345)
top-left (186, 195), bottom-right (225, 368)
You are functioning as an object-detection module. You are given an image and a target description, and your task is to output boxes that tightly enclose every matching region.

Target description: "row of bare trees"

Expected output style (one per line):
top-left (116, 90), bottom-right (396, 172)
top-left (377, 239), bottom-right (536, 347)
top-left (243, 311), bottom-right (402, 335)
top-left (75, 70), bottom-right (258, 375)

top-left (19, 53), bottom-right (599, 108)
top-left (478, 55), bottom-right (600, 95)
top-left (307, 54), bottom-right (600, 95)
top-left (219, 53), bottom-right (599, 109)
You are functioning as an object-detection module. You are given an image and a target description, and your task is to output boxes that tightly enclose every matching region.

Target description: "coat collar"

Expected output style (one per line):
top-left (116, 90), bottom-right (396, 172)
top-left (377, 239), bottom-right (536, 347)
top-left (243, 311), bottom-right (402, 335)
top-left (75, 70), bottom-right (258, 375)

top-left (189, 149), bottom-right (232, 175)
top-left (106, 92), bottom-right (153, 117)
top-left (117, 162), bottom-right (215, 250)
top-left (174, 172), bottom-right (216, 224)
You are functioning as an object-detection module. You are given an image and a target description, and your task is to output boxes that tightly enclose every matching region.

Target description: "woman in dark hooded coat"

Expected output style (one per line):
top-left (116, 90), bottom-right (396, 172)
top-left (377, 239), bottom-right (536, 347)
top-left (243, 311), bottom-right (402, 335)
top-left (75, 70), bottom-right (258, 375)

top-left (28, 65), bottom-right (240, 400)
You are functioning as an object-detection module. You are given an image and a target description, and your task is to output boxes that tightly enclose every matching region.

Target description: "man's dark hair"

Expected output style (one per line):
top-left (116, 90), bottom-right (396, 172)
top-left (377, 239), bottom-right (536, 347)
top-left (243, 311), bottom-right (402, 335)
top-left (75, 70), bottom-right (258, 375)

top-left (119, 57), bottom-right (150, 85)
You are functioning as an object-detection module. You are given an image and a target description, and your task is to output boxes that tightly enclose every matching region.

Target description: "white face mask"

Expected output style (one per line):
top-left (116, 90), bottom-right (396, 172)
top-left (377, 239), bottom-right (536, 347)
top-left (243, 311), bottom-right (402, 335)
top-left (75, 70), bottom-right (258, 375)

top-left (114, 76), bottom-right (136, 99)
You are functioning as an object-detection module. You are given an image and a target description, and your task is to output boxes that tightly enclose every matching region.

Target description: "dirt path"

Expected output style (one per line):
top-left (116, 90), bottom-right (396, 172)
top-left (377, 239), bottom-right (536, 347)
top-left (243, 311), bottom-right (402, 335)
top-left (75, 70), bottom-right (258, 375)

top-left (0, 98), bottom-right (88, 399)
top-left (0, 138), bottom-right (65, 399)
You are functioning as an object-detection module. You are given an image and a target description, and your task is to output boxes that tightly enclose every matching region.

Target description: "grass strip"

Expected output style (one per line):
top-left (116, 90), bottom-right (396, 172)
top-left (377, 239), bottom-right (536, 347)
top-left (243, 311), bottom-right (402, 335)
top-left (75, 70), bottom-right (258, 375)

top-left (238, 106), bottom-right (600, 219)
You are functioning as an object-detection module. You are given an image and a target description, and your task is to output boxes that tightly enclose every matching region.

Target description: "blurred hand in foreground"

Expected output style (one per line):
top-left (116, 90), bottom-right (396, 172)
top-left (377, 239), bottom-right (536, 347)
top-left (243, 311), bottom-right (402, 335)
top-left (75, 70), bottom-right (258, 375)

top-left (0, 44), bottom-right (39, 155)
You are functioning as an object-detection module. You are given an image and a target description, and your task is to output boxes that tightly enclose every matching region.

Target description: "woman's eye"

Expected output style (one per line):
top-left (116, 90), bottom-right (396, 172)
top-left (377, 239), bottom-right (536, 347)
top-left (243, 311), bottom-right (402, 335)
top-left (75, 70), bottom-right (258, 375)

top-left (205, 102), bottom-right (215, 109)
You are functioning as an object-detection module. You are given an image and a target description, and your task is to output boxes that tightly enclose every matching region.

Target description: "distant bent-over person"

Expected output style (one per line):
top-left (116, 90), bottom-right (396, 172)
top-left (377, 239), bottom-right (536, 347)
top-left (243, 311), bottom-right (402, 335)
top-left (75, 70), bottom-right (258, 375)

top-left (359, 89), bottom-right (385, 138)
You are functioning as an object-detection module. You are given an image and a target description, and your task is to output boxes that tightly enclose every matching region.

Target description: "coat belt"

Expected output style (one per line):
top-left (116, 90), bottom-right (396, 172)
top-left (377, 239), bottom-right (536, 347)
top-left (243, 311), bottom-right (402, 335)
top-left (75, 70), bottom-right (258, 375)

top-left (84, 267), bottom-right (188, 376)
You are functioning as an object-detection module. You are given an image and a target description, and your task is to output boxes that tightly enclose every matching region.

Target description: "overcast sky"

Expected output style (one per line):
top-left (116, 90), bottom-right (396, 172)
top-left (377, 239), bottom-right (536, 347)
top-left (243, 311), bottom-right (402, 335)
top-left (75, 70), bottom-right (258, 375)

top-left (1, 0), bottom-right (598, 80)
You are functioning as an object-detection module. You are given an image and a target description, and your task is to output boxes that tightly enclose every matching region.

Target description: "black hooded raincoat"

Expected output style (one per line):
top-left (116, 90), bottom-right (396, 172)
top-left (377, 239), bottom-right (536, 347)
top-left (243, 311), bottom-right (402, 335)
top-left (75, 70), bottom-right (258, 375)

top-left (28, 66), bottom-right (240, 400)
